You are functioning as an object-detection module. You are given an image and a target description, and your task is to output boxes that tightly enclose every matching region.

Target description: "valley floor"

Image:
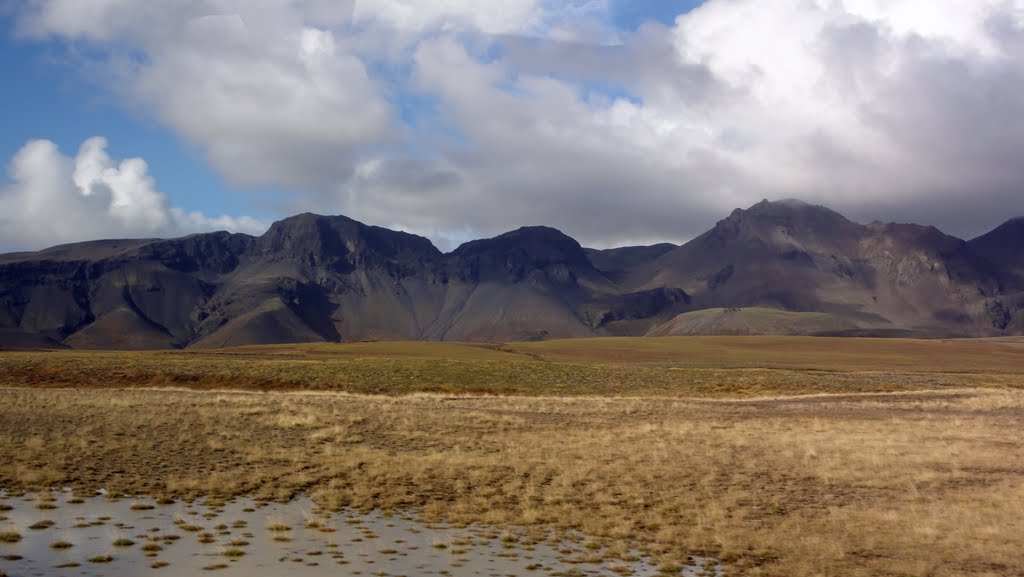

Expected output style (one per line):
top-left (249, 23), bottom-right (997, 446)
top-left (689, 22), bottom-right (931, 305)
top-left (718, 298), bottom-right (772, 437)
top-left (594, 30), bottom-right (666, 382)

top-left (1, 337), bottom-right (1022, 576)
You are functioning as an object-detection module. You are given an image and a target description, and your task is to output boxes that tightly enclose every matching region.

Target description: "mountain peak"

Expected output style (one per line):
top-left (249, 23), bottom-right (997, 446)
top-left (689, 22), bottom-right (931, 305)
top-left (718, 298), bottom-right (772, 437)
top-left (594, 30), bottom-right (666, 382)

top-left (742, 198), bottom-right (841, 216)
top-left (971, 216), bottom-right (1024, 244)
top-left (448, 225), bottom-right (594, 284)
top-left (258, 212), bottom-right (440, 267)
top-left (969, 216), bottom-right (1024, 283)
top-left (712, 198), bottom-right (858, 246)
top-left (451, 225), bottom-right (584, 258)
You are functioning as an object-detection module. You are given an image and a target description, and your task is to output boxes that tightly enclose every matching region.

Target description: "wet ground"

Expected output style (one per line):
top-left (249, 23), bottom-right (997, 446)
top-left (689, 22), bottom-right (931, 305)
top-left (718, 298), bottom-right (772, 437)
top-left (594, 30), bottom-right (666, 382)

top-left (0, 491), bottom-right (720, 577)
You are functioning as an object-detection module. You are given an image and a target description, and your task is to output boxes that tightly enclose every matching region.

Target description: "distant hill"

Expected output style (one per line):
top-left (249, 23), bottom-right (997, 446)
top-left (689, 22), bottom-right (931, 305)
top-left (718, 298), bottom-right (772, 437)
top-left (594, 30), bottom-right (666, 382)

top-left (646, 307), bottom-right (858, 337)
top-left (1, 200), bottom-right (1021, 349)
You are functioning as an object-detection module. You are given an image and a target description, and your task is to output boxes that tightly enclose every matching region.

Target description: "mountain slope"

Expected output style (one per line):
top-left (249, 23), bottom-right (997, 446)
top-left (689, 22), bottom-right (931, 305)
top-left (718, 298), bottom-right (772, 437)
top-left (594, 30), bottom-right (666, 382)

top-left (647, 307), bottom-right (859, 337)
top-left (0, 216), bottom-right (691, 348)
top-left (632, 200), bottom-right (1010, 336)
top-left (1, 201), bottom-right (1021, 349)
top-left (968, 218), bottom-right (1024, 333)
top-left (970, 218), bottom-right (1024, 285)
top-left (585, 243), bottom-right (677, 285)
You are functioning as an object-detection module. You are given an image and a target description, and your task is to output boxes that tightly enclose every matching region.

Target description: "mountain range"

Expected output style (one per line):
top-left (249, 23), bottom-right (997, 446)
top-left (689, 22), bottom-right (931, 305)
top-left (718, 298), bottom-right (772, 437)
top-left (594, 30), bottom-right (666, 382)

top-left (1, 199), bottom-right (1022, 349)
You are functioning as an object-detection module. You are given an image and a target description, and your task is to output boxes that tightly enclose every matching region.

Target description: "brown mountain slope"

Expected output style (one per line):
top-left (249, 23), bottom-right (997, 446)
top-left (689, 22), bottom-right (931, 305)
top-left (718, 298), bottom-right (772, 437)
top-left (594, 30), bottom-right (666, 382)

top-left (631, 200), bottom-right (1011, 336)
top-left (647, 307), bottom-right (859, 337)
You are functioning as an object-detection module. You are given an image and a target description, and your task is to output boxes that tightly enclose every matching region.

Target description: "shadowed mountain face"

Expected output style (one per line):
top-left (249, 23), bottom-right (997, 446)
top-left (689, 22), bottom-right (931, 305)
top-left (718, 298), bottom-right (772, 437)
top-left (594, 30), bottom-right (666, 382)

top-left (968, 218), bottom-right (1024, 333)
top-left (585, 243), bottom-right (677, 285)
top-left (0, 217), bottom-right (690, 348)
top-left (0, 200), bottom-right (1021, 349)
top-left (970, 218), bottom-right (1024, 285)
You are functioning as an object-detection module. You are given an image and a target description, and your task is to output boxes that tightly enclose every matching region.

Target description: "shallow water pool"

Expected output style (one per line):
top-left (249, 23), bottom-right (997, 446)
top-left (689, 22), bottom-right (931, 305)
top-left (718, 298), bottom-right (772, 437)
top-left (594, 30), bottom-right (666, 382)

top-left (0, 491), bottom-right (720, 577)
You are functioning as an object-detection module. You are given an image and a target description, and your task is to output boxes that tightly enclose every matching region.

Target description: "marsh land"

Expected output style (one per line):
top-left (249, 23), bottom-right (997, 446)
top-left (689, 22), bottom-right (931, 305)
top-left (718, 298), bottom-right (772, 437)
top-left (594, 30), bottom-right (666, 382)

top-left (1, 336), bottom-right (1022, 576)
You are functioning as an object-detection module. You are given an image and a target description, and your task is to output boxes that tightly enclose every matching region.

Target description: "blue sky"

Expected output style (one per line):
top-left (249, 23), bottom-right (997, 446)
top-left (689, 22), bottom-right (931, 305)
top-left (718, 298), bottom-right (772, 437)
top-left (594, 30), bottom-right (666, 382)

top-left (0, 15), bottom-right (268, 221)
top-left (0, 2), bottom-right (705, 232)
top-left (0, 1), bottom-right (1022, 250)
top-left (610, 0), bottom-right (702, 29)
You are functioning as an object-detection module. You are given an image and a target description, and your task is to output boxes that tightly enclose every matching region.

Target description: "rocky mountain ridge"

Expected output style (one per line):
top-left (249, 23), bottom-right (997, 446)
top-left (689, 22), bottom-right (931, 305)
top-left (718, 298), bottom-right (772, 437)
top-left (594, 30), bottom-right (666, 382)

top-left (1, 200), bottom-right (1020, 348)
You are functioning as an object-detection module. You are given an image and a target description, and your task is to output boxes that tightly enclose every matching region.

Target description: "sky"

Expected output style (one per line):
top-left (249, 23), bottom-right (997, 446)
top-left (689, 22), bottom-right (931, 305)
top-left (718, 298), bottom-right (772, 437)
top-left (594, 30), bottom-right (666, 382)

top-left (1, 0), bottom-right (1023, 252)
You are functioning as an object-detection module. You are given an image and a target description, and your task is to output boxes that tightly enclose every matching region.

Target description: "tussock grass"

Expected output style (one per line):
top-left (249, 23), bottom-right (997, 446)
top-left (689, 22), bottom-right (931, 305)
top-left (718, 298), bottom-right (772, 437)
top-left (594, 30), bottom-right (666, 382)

top-left (87, 554), bottom-right (113, 563)
top-left (1, 339), bottom-right (1023, 576)
top-left (0, 531), bottom-right (21, 543)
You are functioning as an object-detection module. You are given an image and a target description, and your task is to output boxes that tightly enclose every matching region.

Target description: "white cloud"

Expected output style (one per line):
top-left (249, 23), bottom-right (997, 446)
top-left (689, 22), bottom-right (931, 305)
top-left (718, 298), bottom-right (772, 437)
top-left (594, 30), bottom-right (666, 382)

top-left (18, 1), bottom-right (390, 191)
top-left (9, 0), bottom-right (1024, 248)
top-left (349, 0), bottom-right (1024, 243)
top-left (663, 0), bottom-right (1024, 231)
top-left (352, 0), bottom-right (541, 35)
top-left (0, 137), bottom-right (267, 250)
top-left (350, 0), bottom-right (610, 39)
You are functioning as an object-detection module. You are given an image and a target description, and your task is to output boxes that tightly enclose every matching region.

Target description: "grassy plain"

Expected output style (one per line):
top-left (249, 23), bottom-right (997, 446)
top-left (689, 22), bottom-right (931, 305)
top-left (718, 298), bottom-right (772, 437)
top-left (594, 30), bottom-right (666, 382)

top-left (1, 336), bottom-right (1023, 576)
top-left (1, 336), bottom-right (1022, 396)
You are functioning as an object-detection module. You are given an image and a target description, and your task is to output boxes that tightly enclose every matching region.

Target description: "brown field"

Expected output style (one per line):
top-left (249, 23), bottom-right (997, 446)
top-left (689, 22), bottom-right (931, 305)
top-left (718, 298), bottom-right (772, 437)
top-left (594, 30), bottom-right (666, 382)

top-left (1, 337), bottom-right (1023, 576)
top-left (1, 336), bottom-right (1023, 396)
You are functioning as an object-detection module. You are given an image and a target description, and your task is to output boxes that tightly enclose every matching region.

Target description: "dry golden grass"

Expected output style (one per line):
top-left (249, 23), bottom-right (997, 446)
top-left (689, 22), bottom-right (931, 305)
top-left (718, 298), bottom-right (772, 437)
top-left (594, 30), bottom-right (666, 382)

top-left (1, 336), bottom-right (1022, 397)
top-left (1, 386), bottom-right (1022, 576)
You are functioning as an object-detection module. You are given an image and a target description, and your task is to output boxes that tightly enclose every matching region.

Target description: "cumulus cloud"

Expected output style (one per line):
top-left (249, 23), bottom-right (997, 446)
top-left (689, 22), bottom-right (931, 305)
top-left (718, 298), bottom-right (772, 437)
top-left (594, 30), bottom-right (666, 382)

top-left (9, 0), bottom-right (1024, 248)
top-left (131, 17), bottom-right (391, 190)
top-left (0, 137), bottom-right (267, 250)
top-left (664, 0), bottom-right (1024, 235)
top-left (17, 1), bottom-right (390, 190)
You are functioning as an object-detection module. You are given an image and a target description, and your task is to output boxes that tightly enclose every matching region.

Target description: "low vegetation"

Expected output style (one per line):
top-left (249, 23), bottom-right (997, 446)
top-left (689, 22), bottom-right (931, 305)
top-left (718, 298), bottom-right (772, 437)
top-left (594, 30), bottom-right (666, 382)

top-left (0, 337), bottom-right (1022, 397)
top-left (0, 337), bottom-right (1022, 576)
top-left (0, 532), bottom-right (21, 544)
top-left (0, 386), bottom-right (1021, 576)
top-left (87, 554), bottom-right (113, 563)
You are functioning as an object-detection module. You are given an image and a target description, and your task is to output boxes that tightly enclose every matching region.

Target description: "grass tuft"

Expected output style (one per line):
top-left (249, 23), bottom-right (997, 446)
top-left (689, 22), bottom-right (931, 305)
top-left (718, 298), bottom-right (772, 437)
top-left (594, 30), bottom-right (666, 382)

top-left (88, 554), bottom-right (114, 563)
